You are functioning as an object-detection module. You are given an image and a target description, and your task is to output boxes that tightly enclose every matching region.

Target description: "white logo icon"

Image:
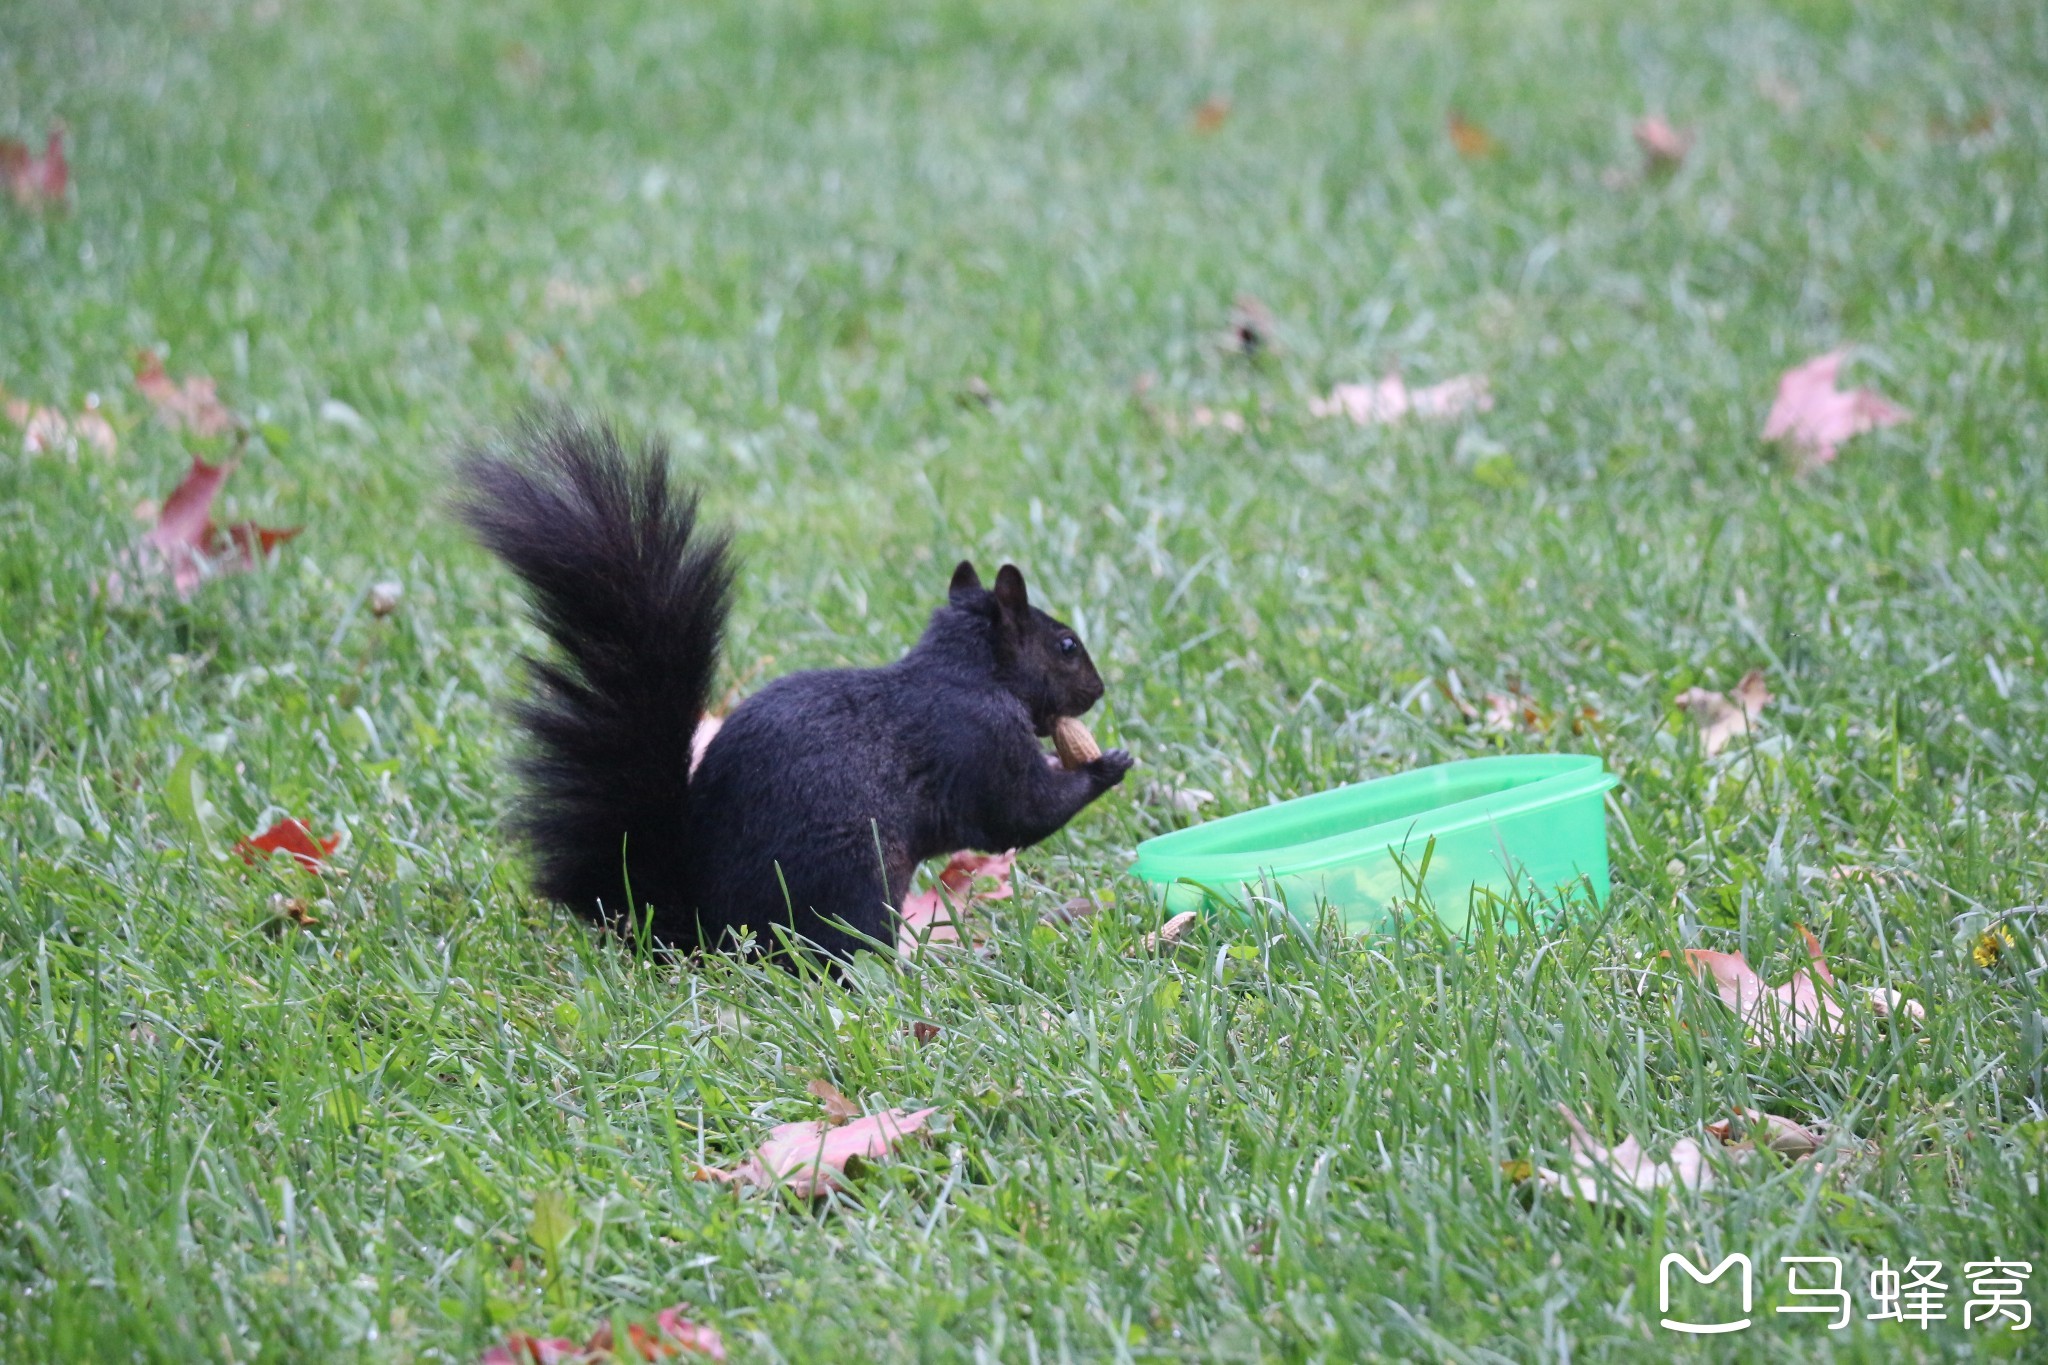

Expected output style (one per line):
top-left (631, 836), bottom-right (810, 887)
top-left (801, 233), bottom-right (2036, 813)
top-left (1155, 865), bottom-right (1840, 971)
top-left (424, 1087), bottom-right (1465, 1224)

top-left (1660, 1252), bottom-right (1754, 1335)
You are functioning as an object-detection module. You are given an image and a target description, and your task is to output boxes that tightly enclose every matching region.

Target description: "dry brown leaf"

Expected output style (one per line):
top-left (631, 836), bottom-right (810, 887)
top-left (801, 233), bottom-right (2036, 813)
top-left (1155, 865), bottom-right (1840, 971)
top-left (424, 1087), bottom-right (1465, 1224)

top-left (1706, 1108), bottom-right (1823, 1159)
top-left (898, 848), bottom-right (1017, 954)
top-left (1446, 111), bottom-right (1498, 159)
top-left (1140, 910), bottom-right (1200, 953)
top-left (1674, 668), bottom-right (1770, 756)
top-left (1310, 374), bottom-right (1492, 426)
top-left (805, 1078), bottom-right (859, 1126)
top-left (1633, 116), bottom-right (1692, 171)
top-left (696, 1107), bottom-right (938, 1198)
top-left (1761, 350), bottom-right (1908, 469)
top-left (1193, 96), bottom-right (1231, 134)
top-left (134, 351), bottom-right (237, 437)
top-left (1674, 925), bottom-right (1924, 1045)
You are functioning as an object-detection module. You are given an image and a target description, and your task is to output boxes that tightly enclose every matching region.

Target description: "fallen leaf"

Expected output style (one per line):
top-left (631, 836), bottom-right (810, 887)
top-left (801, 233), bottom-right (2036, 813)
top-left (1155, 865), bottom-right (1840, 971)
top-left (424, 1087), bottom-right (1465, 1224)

top-left (1, 126), bottom-right (68, 209)
top-left (480, 1306), bottom-right (725, 1364)
top-left (1042, 895), bottom-right (1101, 926)
top-left (1674, 667), bottom-right (1770, 756)
top-left (134, 350), bottom-right (237, 437)
top-left (1446, 111), bottom-right (1498, 159)
top-left (1705, 1108), bottom-right (1822, 1159)
top-left (481, 1336), bottom-right (586, 1365)
top-left (236, 818), bottom-right (340, 872)
top-left (1533, 1104), bottom-right (1719, 1206)
top-left (1193, 96), bottom-right (1231, 134)
top-left (1673, 925), bottom-right (1923, 1044)
top-left (1142, 781), bottom-right (1215, 813)
top-left (1483, 691), bottom-right (1544, 734)
top-left (269, 893), bottom-right (319, 927)
top-left (1188, 405), bottom-right (1247, 434)
top-left (908, 1020), bottom-right (941, 1045)
top-left (1756, 73), bottom-right (1801, 114)
top-left (6, 397), bottom-right (115, 458)
top-left (1140, 910), bottom-right (1200, 953)
top-left (1633, 116), bottom-right (1692, 171)
top-left (1761, 350), bottom-right (1908, 469)
top-left (652, 1309), bottom-right (727, 1362)
top-left (141, 457), bottom-right (302, 596)
top-left (806, 1078), bottom-right (859, 1125)
top-left (696, 1106), bottom-right (938, 1197)
top-left (899, 848), bottom-right (1016, 953)
top-left (1310, 374), bottom-right (1492, 426)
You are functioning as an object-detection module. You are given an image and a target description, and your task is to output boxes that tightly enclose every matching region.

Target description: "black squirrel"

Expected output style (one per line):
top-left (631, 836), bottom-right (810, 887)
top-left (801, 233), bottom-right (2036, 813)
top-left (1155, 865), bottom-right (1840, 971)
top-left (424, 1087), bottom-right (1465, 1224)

top-left (455, 414), bottom-right (1133, 960)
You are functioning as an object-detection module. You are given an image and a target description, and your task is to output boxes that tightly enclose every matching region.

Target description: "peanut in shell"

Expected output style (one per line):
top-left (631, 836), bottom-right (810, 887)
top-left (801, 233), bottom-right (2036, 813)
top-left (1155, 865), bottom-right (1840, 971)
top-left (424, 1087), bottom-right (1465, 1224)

top-left (1052, 716), bottom-right (1101, 770)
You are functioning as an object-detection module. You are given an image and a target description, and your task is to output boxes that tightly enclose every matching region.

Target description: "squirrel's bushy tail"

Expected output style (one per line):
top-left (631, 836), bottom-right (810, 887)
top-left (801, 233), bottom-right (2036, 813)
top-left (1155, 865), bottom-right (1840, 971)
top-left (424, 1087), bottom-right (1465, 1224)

top-left (455, 414), bottom-right (732, 934)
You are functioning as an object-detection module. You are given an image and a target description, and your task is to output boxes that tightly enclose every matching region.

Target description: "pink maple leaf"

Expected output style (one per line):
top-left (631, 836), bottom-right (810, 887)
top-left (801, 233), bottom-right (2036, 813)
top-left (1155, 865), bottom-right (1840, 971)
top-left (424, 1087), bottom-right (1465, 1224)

top-left (898, 848), bottom-right (1016, 953)
top-left (1761, 350), bottom-right (1908, 468)
top-left (697, 1107), bottom-right (939, 1198)
top-left (134, 350), bottom-right (237, 438)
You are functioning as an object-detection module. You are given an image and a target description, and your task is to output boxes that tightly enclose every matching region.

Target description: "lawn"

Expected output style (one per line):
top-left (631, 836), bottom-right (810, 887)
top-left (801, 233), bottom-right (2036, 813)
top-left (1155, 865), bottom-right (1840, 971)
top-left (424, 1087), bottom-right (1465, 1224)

top-left (3, 0), bottom-right (2046, 1359)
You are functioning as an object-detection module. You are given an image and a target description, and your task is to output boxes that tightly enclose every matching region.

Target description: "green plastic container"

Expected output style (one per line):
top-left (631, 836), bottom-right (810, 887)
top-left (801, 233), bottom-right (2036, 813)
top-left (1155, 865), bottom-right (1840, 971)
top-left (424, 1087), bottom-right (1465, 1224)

top-left (1129, 755), bottom-right (1618, 935)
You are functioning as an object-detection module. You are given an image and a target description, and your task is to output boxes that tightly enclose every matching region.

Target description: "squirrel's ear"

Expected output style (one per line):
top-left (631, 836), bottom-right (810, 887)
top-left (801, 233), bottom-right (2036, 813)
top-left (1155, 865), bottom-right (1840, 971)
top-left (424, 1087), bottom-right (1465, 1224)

top-left (993, 563), bottom-right (1030, 615)
top-left (948, 560), bottom-right (982, 601)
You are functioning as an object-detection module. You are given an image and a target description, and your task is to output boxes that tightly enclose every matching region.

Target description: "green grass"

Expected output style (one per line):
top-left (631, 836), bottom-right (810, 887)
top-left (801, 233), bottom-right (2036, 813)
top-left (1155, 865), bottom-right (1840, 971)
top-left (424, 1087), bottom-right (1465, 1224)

top-left (4, 0), bottom-right (2046, 1359)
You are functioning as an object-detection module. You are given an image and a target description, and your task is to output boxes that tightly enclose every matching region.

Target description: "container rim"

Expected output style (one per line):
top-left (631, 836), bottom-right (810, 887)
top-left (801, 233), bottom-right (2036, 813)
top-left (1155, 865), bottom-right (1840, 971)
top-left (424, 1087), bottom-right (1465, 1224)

top-left (1129, 754), bottom-right (1616, 884)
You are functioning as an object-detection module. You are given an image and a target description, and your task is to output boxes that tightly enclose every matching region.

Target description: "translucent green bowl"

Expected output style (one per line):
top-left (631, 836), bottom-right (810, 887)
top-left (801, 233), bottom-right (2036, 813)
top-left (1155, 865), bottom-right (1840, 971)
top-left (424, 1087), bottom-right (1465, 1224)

top-left (1129, 755), bottom-right (1618, 935)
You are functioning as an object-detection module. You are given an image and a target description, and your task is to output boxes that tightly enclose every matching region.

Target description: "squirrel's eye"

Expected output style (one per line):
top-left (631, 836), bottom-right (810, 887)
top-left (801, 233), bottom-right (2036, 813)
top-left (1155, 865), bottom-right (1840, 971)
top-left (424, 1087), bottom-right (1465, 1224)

top-left (1059, 636), bottom-right (1078, 656)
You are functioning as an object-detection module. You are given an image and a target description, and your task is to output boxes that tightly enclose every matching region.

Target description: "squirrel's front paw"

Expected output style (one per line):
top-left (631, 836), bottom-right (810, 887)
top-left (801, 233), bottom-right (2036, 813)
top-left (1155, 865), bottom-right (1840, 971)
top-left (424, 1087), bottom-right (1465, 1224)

top-left (1090, 749), bottom-right (1135, 786)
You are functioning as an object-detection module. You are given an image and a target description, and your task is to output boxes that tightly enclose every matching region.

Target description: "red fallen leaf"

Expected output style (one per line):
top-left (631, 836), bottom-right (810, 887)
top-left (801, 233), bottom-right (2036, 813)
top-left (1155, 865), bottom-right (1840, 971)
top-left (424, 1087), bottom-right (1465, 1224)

top-left (482, 1337), bottom-right (587, 1365)
top-left (1672, 925), bottom-right (1924, 1045)
top-left (236, 818), bottom-right (340, 871)
top-left (1633, 115), bottom-right (1692, 171)
top-left (697, 1106), bottom-right (938, 1197)
top-left (1761, 350), bottom-right (1908, 469)
top-left (652, 1309), bottom-right (726, 1361)
top-left (1, 126), bottom-right (68, 209)
top-left (1310, 374), bottom-right (1492, 426)
top-left (898, 848), bottom-right (1016, 954)
top-left (134, 350), bottom-right (237, 437)
top-left (481, 1306), bottom-right (723, 1364)
top-left (142, 457), bottom-right (301, 596)
top-left (1446, 111), bottom-right (1498, 159)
